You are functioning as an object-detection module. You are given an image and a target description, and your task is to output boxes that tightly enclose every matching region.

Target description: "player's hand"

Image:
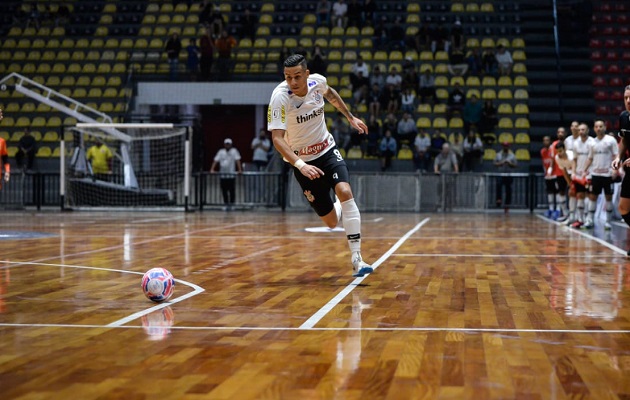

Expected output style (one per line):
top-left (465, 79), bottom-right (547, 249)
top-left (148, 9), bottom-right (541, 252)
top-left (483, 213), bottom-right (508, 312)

top-left (3, 171), bottom-right (9, 182)
top-left (612, 157), bottom-right (621, 169)
top-left (299, 163), bottom-right (324, 180)
top-left (349, 116), bottom-right (368, 135)
top-left (623, 159), bottom-right (630, 168)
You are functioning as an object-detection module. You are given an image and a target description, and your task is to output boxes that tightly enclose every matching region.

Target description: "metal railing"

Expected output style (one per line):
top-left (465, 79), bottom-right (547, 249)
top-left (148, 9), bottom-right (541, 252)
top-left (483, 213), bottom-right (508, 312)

top-left (2, 170), bottom-right (551, 213)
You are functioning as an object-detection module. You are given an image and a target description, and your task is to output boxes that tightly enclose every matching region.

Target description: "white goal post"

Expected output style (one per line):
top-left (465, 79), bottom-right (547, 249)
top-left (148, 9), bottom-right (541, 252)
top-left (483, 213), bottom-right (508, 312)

top-left (60, 123), bottom-right (191, 210)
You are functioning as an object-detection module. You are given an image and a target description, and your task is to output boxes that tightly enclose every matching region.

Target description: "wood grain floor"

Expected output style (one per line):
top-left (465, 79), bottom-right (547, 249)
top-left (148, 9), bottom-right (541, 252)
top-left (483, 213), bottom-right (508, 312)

top-left (0, 211), bottom-right (629, 399)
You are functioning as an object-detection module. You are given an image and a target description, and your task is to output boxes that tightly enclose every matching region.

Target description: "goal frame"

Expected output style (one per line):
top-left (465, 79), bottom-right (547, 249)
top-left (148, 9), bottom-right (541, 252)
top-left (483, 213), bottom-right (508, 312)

top-left (60, 123), bottom-right (192, 211)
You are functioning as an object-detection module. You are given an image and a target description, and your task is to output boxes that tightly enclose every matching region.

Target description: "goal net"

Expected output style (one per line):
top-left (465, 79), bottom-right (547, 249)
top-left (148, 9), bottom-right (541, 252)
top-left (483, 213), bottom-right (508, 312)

top-left (61, 123), bottom-right (190, 209)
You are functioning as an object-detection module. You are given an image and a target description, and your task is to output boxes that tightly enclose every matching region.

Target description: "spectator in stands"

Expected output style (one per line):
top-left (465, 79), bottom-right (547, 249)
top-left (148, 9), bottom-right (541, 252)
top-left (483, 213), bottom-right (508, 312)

top-left (207, 5), bottom-right (225, 38)
top-left (434, 142), bottom-right (459, 174)
top-left (199, 0), bottom-right (213, 25)
top-left (309, 45), bottom-right (327, 75)
top-left (369, 65), bottom-right (384, 89)
top-left (447, 82), bottom-right (466, 120)
top-left (400, 88), bottom-right (416, 114)
top-left (365, 113), bottom-right (382, 157)
top-left (431, 23), bottom-right (450, 53)
top-left (450, 19), bottom-right (464, 50)
top-left (413, 129), bottom-right (431, 172)
top-left (353, 83), bottom-right (369, 107)
top-left (466, 48), bottom-right (483, 76)
top-left (251, 129), bottom-right (271, 171)
top-left (241, 9), bottom-right (257, 41)
top-left (87, 138), bottom-right (113, 182)
top-left (185, 38), bottom-right (200, 81)
top-left (463, 94), bottom-right (483, 134)
top-left (379, 129), bottom-right (397, 171)
top-left (419, 69), bottom-right (438, 104)
top-left (55, 3), bottom-right (70, 28)
top-left (331, 0), bottom-right (348, 28)
top-left (368, 83), bottom-right (382, 116)
top-left (26, 4), bottom-right (41, 30)
top-left (16, 128), bottom-right (36, 172)
top-left (450, 132), bottom-right (464, 169)
top-left (494, 142), bottom-right (518, 210)
top-left (215, 30), bottom-right (237, 81)
top-left (414, 25), bottom-right (431, 53)
top-left (165, 33), bottom-right (182, 81)
top-left (495, 45), bottom-right (514, 76)
top-left (430, 130), bottom-right (447, 159)
top-left (396, 112), bottom-right (417, 147)
top-left (331, 112), bottom-right (350, 151)
top-left (380, 84), bottom-right (400, 115)
top-left (373, 16), bottom-right (389, 50)
top-left (385, 66), bottom-right (402, 91)
top-left (447, 47), bottom-right (468, 76)
top-left (462, 130), bottom-right (483, 172)
top-left (347, 0), bottom-right (362, 28)
top-left (199, 28), bottom-right (214, 81)
top-left (401, 59), bottom-right (419, 92)
top-left (350, 56), bottom-right (370, 90)
top-left (382, 113), bottom-right (398, 138)
top-left (363, 0), bottom-right (377, 27)
top-left (316, 0), bottom-right (331, 27)
top-left (434, 143), bottom-right (459, 211)
top-left (482, 48), bottom-right (497, 76)
top-left (388, 16), bottom-right (406, 50)
top-left (479, 99), bottom-right (498, 135)
top-left (211, 138), bottom-right (243, 211)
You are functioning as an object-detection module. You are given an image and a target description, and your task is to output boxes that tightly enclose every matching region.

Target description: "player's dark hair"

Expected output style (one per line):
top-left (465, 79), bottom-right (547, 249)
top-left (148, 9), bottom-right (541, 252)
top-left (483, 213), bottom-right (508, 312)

top-left (593, 118), bottom-right (605, 125)
top-left (284, 54), bottom-right (307, 69)
top-left (556, 141), bottom-right (565, 149)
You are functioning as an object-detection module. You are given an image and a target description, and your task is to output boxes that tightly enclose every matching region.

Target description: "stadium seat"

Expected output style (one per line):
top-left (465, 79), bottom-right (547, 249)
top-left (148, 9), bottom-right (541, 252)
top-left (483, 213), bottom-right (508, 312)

top-left (347, 147), bottom-right (363, 159)
top-left (416, 117), bottom-right (431, 129)
top-left (398, 147), bottom-right (413, 160)
top-left (433, 118), bottom-right (448, 129)
top-left (497, 89), bottom-right (513, 100)
top-left (417, 103), bottom-right (432, 114)
top-left (498, 118), bottom-right (513, 129)
top-left (515, 149), bottom-right (530, 161)
top-left (514, 104), bottom-right (529, 114)
top-left (515, 118), bottom-right (530, 129)
top-left (449, 118), bottom-right (464, 129)
top-left (483, 148), bottom-right (496, 161)
top-left (498, 132), bottom-right (514, 143)
top-left (498, 104), bottom-right (514, 114)
top-left (482, 76), bottom-right (497, 86)
top-left (514, 133), bottom-right (530, 144)
top-left (36, 146), bottom-right (53, 158)
top-left (482, 89), bottom-right (497, 100)
top-left (514, 89), bottom-right (529, 99)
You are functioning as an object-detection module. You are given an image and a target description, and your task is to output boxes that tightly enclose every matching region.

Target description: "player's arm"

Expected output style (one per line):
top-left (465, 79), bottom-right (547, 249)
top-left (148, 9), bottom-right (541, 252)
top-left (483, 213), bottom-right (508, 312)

top-left (616, 138), bottom-right (629, 169)
top-left (2, 154), bottom-right (9, 182)
top-left (323, 87), bottom-right (368, 135)
top-left (271, 129), bottom-right (324, 179)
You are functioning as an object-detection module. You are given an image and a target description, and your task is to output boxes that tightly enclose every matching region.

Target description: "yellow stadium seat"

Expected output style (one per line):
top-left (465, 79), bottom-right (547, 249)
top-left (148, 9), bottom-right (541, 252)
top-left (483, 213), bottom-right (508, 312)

top-left (498, 89), bottom-right (513, 99)
top-left (284, 38), bottom-right (298, 48)
top-left (254, 38), bottom-right (268, 49)
top-left (404, 50), bottom-right (418, 61)
top-left (417, 103), bottom-right (432, 114)
top-left (361, 26), bottom-right (374, 36)
top-left (481, 3), bottom-right (495, 12)
top-left (515, 149), bottom-right (530, 161)
top-left (316, 26), bottom-right (330, 36)
top-left (513, 50), bottom-right (526, 61)
top-left (389, 51), bottom-right (403, 61)
top-left (31, 116), bottom-right (46, 128)
top-left (435, 76), bottom-right (449, 86)
top-left (450, 76), bottom-right (465, 87)
top-left (451, 3), bottom-right (464, 12)
top-left (514, 76), bottom-right (529, 86)
top-left (398, 147), bottom-right (413, 160)
top-left (268, 38), bottom-right (283, 49)
top-left (498, 118), bottom-right (514, 129)
top-left (498, 104), bottom-right (513, 114)
top-left (15, 117), bottom-right (30, 128)
top-left (407, 3), bottom-right (420, 12)
top-left (515, 118), bottom-right (530, 129)
top-left (420, 51), bottom-right (433, 61)
top-left (449, 118), bottom-right (464, 129)
top-left (343, 50), bottom-right (357, 61)
top-left (7, 147), bottom-right (18, 157)
top-left (300, 26), bottom-right (314, 36)
top-left (498, 132), bottom-right (514, 143)
top-left (303, 13), bottom-right (316, 24)
top-left (482, 76), bottom-right (497, 86)
top-left (433, 103), bottom-right (447, 114)
top-left (497, 38), bottom-right (511, 48)
top-left (239, 38), bottom-right (252, 49)
top-left (466, 76), bottom-right (481, 86)
top-left (435, 51), bottom-right (449, 61)
top-left (416, 117), bottom-right (431, 129)
top-left (326, 63), bottom-right (340, 74)
top-left (347, 147), bottom-right (363, 159)
top-left (261, 3), bottom-right (274, 12)
top-left (514, 104), bottom-right (529, 114)
top-left (512, 38), bottom-right (525, 48)
top-left (436, 89), bottom-right (449, 100)
top-left (498, 76), bottom-right (513, 86)
top-left (515, 133), bottom-right (530, 144)
top-left (43, 131), bottom-right (59, 142)
top-left (234, 63), bottom-right (248, 74)
top-left (483, 148), bottom-right (497, 161)
top-left (331, 27), bottom-right (345, 36)
top-left (513, 63), bottom-right (527, 74)
top-left (47, 116), bottom-right (62, 128)
top-left (346, 26), bottom-right (359, 36)
top-left (482, 89), bottom-right (496, 100)
top-left (406, 14), bottom-right (420, 24)
top-left (481, 38), bottom-right (496, 48)
top-left (36, 146), bottom-right (52, 158)
top-left (330, 38), bottom-right (343, 48)
top-left (514, 89), bottom-right (529, 99)
top-left (466, 3), bottom-right (480, 12)
top-left (256, 26), bottom-right (270, 36)
top-left (373, 51), bottom-right (387, 61)
top-left (314, 38), bottom-right (328, 48)
top-left (433, 117), bottom-right (447, 129)
top-left (299, 38), bottom-right (313, 48)
top-left (249, 63), bottom-right (262, 74)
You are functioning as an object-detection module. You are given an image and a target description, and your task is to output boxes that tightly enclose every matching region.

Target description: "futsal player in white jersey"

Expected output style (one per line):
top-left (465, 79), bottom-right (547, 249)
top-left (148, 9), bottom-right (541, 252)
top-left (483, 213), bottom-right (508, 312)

top-left (560, 121), bottom-right (580, 224)
top-left (611, 85), bottom-right (630, 255)
top-left (570, 123), bottom-right (595, 228)
top-left (583, 119), bottom-right (618, 229)
top-left (268, 54), bottom-right (373, 277)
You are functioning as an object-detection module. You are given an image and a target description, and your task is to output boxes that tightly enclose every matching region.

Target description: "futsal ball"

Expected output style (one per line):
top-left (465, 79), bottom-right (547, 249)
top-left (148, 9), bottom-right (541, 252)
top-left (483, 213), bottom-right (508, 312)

top-left (141, 268), bottom-right (175, 302)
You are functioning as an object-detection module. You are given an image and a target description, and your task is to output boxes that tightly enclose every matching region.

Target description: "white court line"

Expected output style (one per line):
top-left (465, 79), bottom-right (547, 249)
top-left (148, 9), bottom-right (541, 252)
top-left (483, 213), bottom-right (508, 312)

top-left (0, 260), bottom-right (205, 327)
top-left (372, 217), bottom-right (384, 222)
top-left (0, 323), bottom-right (628, 334)
top-left (393, 253), bottom-right (622, 258)
top-left (535, 214), bottom-right (627, 256)
top-left (299, 218), bottom-right (431, 330)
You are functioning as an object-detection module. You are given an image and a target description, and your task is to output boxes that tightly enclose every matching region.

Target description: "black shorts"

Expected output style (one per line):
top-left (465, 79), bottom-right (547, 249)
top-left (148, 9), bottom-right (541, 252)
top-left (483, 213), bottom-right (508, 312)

top-left (556, 177), bottom-right (568, 193)
top-left (544, 178), bottom-right (558, 194)
top-left (293, 147), bottom-right (350, 216)
top-left (590, 175), bottom-right (613, 196)
top-left (621, 168), bottom-right (630, 199)
top-left (574, 182), bottom-right (587, 193)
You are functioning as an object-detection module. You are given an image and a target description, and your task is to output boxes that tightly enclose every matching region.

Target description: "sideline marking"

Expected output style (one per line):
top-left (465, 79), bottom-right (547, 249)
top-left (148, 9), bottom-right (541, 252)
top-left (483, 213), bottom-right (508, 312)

top-left (0, 260), bottom-right (205, 327)
top-left (0, 323), bottom-right (627, 334)
top-left (299, 218), bottom-right (431, 329)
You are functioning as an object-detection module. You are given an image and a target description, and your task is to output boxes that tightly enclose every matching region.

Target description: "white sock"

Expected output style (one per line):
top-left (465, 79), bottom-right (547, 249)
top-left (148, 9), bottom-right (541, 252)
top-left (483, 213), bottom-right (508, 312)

top-left (547, 194), bottom-right (554, 211)
top-left (587, 200), bottom-right (596, 223)
top-left (606, 200), bottom-right (613, 222)
top-left (569, 196), bottom-right (576, 214)
top-left (558, 194), bottom-right (568, 215)
top-left (341, 198), bottom-right (362, 255)
top-left (577, 198), bottom-right (584, 222)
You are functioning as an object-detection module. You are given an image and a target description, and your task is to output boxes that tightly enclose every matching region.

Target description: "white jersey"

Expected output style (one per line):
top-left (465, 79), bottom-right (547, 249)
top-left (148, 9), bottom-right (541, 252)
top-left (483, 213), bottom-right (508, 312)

top-left (572, 136), bottom-right (594, 176)
top-left (589, 134), bottom-right (618, 177)
top-left (267, 73), bottom-right (336, 162)
top-left (564, 134), bottom-right (579, 152)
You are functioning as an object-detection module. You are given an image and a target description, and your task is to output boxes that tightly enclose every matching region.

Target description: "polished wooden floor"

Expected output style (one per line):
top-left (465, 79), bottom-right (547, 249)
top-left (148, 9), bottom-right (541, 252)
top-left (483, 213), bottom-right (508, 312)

top-left (0, 210), bottom-right (629, 399)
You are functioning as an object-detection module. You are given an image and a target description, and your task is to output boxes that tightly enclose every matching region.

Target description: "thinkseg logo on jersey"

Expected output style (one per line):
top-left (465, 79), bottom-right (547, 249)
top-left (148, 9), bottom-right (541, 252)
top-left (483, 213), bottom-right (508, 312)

top-left (296, 106), bottom-right (324, 124)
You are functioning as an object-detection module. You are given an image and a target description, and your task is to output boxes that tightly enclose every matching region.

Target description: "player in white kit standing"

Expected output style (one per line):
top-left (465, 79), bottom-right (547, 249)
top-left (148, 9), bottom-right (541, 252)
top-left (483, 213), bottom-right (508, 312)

top-left (583, 119), bottom-right (618, 229)
top-left (268, 54), bottom-right (373, 277)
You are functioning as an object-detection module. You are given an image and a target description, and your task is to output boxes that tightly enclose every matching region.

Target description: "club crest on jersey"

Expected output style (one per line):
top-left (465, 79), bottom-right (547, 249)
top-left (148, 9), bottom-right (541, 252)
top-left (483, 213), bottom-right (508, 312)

top-left (312, 90), bottom-right (322, 103)
top-left (303, 190), bottom-right (315, 202)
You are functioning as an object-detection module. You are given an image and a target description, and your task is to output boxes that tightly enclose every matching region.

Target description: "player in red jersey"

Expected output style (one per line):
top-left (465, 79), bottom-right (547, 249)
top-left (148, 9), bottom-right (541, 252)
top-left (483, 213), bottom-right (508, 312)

top-left (0, 108), bottom-right (11, 189)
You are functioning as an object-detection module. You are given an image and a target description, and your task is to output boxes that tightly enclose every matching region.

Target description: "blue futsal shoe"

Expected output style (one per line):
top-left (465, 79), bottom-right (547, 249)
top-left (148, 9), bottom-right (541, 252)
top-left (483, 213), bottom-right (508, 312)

top-left (352, 254), bottom-right (373, 277)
